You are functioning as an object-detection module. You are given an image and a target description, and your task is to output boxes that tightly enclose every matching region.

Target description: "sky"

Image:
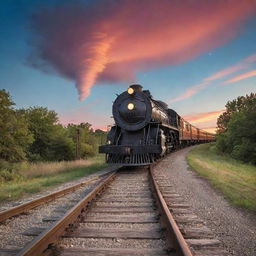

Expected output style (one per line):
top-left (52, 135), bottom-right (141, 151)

top-left (1, 0), bottom-right (256, 133)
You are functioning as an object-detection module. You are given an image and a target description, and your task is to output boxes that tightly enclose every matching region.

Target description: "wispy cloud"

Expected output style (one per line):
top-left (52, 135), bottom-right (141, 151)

top-left (168, 53), bottom-right (256, 103)
top-left (222, 69), bottom-right (256, 85)
top-left (200, 127), bottom-right (217, 133)
top-left (29, 0), bottom-right (256, 100)
top-left (182, 110), bottom-right (224, 133)
top-left (205, 64), bottom-right (247, 82)
top-left (183, 110), bottom-right (224, 124)
top-left (205, 54), bottom-right (256, 81)
top-left (169, 82), bottom-right (208, 103)
top-left (243, 54), bottom-right (256, 63)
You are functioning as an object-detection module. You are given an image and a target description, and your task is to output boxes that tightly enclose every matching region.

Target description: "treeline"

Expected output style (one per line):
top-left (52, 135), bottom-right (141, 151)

top-left (0, 89), bottom-right (107, 164)
top-left (216, 93), bottom-right (256, 165)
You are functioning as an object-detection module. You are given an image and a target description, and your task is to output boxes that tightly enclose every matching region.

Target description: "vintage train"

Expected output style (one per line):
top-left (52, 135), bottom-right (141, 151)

top-left (99, 84), bottom-right (215, 165)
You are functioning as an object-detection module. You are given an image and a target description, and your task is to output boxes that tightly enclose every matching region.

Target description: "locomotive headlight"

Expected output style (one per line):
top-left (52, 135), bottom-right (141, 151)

top-left (127, 103), bottom-right (135, 110)
top-left (127, 87), bottom-right (134, 95)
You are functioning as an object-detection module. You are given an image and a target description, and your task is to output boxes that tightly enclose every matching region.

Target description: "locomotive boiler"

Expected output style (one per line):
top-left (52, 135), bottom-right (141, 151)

top-left (99, 84), bottom-right (215, 165)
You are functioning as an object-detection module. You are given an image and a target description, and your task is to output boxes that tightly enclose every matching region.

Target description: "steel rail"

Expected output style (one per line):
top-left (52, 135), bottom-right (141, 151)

top-left (0, 170), bottom-right (116, 223)
top-left (17, 171), bottom-right (117, 256)
top-left (149, 165), bottom-right (193, 256)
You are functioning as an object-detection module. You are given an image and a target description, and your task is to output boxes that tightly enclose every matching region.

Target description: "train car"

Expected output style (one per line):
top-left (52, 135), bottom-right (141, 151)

top-left (99, 84), bottom-right (215, 165)
top-left (191, 125), bottom-right (199, 143)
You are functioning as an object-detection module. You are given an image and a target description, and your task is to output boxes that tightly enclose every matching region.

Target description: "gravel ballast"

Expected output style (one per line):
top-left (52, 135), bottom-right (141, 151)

top-left (155, 146), bottom-right (256, 256)
top-left (0, 166), bottom-right (118, 250)
top-left (58, 169), bottom-right (170, 253)
top-left (0, 166), bottom-right (117, 211)
top-left (0, 180), bottom-right (101, 249)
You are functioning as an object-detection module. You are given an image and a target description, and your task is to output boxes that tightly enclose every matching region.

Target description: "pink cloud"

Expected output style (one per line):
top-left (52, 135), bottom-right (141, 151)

top-left (243, 54), bottom-right (256, 63)
top-left (169, 82), bottom-right (208, 103)
top-left (199, 127), bottom-right (217, 133)
top-left (204, 64), bottom-right (248, 82)
top-left (182, 110), bottom-right (224, 133)
top-left (169, 53), bottom-right (256, 103)
top-left (183, 110), bottom-right (224, 124)
top-left (205, 54), bottom-right (256, 81)
top-left (222, 69), bottom-right (256, 85)
top-left (29, 0), bottom-right (256, 100)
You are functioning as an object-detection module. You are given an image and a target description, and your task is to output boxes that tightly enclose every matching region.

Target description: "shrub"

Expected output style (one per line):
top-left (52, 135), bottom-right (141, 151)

top-left (216, 113), bottom-right (256, 164)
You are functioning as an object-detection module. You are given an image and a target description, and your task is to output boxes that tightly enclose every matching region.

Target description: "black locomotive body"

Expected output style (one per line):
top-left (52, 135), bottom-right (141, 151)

top-left (99, 84), bottom-right (215, 165)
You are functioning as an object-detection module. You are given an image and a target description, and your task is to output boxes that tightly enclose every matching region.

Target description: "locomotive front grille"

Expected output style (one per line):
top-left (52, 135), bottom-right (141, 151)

top-left (99, 145), bottom-right (161, 154)
top-left (106, 153), bottom-right (154, 165)
top-left (99, 144), bottom-right (161, 166)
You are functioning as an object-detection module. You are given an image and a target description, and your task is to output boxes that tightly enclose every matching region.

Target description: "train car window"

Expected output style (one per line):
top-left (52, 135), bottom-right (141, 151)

top-left (186, 124), bottom-right (189, 131)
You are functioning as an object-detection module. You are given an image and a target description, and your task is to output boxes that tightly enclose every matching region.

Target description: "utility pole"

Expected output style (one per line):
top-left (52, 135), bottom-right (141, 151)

top-left (76, 128), bottom-right (81, 160)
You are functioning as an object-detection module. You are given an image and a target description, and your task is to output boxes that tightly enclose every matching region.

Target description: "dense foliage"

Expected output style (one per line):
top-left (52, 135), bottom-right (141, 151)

top-left (216, 93), bottom-right (256, 164)
top-left (0, 89), bottom-right (107, 166)
top-left (0, 90), bottom-right (33, 162)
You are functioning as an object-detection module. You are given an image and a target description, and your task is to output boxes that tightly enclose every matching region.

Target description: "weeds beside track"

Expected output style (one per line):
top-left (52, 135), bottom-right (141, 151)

top-left (187, 143), bottom-right (256, 211)
top-left (0, 156), bottom-right (107, 202)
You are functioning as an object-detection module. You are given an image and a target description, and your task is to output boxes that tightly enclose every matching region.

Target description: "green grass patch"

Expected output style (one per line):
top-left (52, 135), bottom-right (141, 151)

top-left (187, 143), bottom-right (256, 211)
top-left (0, 155), bottom-right (107, 202)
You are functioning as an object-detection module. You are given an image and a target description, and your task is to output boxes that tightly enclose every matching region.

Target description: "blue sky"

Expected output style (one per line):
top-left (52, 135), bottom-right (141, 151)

top-left (1, 0), bottom-right (256, 132)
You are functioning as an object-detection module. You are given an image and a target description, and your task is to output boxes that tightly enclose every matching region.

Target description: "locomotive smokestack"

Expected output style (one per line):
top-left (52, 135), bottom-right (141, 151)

top-left (129, 84), bottom-right (143, 92)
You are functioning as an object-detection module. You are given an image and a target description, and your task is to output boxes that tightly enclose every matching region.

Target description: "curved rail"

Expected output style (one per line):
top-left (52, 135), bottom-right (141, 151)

top-left (17, 171), bottom-right (117, 256)
top-left (149, 165), bottom-right (193, 256)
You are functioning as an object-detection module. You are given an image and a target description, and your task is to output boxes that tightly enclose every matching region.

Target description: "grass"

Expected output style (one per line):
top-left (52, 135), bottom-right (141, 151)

top-left (18, 159), bottom-right (93, 178)
top-left (0, 155), bottom-right (107, 202)
top-left (187, 143), bottom-right (256, 211)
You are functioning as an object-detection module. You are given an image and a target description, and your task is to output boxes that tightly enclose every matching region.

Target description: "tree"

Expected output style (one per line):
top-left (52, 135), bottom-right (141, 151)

top-left (20, 107), bottom-right (73, 161)
top-left (46, 125), bottom-right (75, 161)
top-left (66, 123), bottom-right (107, 158)
top-left (0, 90), bottom-right (33, 162)
top-left (0, 90), bottom-right (106, 163)
top-left (217, 93), bottom-right (256, 133)
top-left (216, 93), bottom-right (256, 164)
top-left (95, 129), bottom-right (107, 145)
top-left (67, 123), bottom-right (95, 158)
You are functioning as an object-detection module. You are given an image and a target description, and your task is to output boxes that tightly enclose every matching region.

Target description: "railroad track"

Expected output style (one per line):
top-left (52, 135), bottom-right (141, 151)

top-left (0, 164), bottom-right (227, 256)
top-left (0, 169), bottom-right (118, 255)
top-left (0, 168), bottom-right (118, 223)
top-left (1, 166), bottom-right (191, 256)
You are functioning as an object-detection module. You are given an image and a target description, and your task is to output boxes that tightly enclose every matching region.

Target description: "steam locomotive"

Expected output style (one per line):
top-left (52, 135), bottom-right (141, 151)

top-left (99, 84), bottom-right (215, 165)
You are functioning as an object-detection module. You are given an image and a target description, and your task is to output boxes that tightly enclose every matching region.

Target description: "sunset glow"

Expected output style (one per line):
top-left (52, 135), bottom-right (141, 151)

top-left (1, 0), bottom-right (256, 131)
top-left (182, 110), bottom-right (224, 133)
top-left (222, 69), bottom-right (256, 85)
top-left (183, 110), bottom-right (225, 124)
top-left (169, 53), bottom-right (256, 103)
